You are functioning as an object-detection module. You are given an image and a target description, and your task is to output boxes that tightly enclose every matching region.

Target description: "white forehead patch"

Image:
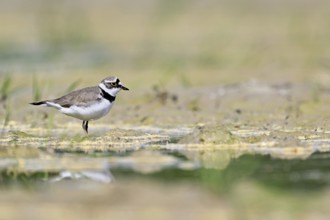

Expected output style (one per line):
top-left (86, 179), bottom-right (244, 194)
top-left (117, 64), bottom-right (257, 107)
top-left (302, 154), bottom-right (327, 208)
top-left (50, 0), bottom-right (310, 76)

top-left (104, 78), bottom-right (119, 83)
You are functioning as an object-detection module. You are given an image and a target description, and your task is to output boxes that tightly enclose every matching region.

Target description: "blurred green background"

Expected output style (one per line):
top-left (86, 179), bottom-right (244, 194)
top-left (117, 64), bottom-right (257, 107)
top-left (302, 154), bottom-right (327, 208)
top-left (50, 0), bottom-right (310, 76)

top-left (2, 0), bottom-right (330, 122)
top-left (1, 0), bottom-right (330, 83)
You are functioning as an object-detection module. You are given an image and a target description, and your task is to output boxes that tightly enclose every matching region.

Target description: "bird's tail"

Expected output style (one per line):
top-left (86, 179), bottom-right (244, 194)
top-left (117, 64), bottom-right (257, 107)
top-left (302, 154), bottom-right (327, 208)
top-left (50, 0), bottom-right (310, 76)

top-left (30, 101), bottom-right (47, 106)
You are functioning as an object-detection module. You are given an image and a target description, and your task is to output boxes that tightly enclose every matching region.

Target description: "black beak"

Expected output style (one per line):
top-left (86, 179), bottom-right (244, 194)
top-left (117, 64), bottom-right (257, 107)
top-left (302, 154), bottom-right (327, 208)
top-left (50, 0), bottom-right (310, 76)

top-left (120, 85), bottom-right (129, 91)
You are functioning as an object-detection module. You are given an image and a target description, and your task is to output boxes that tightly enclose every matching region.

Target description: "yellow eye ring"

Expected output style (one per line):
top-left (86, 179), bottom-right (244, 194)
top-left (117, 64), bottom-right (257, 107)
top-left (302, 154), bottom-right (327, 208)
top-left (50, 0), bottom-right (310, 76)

top-left (110, 82), bottom-right (117, 86)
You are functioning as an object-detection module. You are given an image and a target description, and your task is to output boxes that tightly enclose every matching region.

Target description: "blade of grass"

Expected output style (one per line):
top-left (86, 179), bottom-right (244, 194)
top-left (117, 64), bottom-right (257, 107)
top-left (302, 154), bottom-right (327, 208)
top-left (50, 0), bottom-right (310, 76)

top-left (32, 75), bottom-right (42, 102)
top-left (1, 75), bottom-right (12, 102)
top-left (2, 101), bottom-right (11, 128)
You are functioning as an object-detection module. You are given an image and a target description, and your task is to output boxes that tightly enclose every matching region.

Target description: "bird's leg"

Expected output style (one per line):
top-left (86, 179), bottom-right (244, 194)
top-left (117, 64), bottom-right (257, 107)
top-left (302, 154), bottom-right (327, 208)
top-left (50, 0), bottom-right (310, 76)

top-left (82, 121), bottom-right (86, 133)
top-left (82, 121), bottom-right (89, 134)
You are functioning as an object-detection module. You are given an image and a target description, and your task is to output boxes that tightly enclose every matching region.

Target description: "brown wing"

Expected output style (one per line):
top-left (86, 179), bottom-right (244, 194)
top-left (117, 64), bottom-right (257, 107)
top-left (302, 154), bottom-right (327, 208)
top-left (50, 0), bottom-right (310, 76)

top-left (52, 86), bottom-right (101, 108)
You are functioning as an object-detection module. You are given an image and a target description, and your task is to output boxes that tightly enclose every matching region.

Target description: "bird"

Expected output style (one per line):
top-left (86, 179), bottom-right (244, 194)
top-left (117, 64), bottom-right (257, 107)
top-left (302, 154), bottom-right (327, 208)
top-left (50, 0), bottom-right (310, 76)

top-left (30, 76), bottom-right (129, 133)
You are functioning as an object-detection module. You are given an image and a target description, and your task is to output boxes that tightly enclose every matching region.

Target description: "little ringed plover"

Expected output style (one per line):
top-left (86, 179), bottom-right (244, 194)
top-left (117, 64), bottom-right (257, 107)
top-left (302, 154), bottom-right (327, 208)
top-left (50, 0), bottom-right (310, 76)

top-left (30, 76), bottom-right (129, 133)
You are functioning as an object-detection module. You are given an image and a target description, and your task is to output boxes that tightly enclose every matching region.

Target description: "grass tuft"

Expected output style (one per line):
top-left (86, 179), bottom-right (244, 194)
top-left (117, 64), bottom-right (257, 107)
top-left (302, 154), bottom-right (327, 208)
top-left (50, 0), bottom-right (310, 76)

top-left (0, 75), bottom-right (12, 102)
top-left (2, 102), bottom-right (11, 128)
top-left (32, 75), bottom-right (42, 102)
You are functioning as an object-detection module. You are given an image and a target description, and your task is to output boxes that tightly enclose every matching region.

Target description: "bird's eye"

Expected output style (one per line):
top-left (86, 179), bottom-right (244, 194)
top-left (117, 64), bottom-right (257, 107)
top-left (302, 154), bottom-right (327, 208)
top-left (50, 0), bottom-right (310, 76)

top-left (110, 82), bottom-right (117, 87)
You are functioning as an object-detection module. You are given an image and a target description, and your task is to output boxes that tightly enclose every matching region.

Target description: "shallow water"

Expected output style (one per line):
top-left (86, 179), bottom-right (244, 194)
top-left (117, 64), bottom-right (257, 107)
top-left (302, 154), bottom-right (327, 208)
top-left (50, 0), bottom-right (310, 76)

top-left (1, 124), bottom-right (330, 183)
top-left (1, 131), bottom-right (330, 219)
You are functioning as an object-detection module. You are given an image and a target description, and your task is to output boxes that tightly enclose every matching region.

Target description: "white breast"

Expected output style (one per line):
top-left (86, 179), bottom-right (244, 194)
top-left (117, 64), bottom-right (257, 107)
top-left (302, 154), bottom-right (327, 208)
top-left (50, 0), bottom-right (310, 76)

top-left (60, 99), bottom-right (113, 121)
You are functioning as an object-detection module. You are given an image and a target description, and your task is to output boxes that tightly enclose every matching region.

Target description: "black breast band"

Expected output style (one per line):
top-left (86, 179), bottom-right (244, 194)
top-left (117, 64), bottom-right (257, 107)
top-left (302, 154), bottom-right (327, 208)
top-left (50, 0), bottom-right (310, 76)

top-left (99, 87), bottom-right (116, 102)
